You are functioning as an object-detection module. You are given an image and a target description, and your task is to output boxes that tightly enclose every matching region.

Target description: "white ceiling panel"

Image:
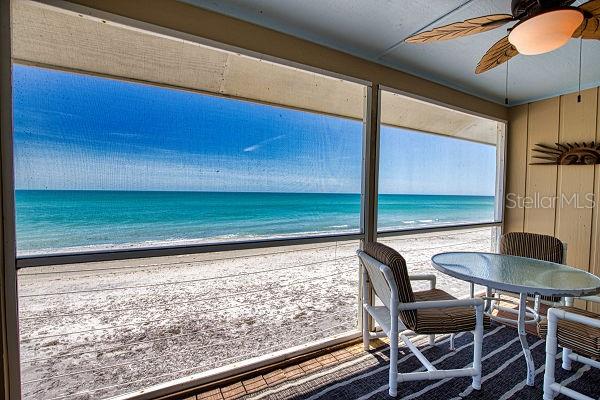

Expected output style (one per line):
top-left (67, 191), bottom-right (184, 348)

top-left (183, 0), bottom-right (470, 59)
top-left (183, 0), bottom-right (600, 105)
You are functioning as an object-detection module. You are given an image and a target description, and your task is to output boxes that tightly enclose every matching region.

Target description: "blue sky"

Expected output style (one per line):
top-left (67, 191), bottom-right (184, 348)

top-left (13, 65), bottom-right (496, 195)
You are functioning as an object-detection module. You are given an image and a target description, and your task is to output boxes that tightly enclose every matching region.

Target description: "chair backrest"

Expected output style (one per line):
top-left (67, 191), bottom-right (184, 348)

top-left (359, 242), bottom-right (417, 328)
top-left (499, 232), bottom-right (564, 264)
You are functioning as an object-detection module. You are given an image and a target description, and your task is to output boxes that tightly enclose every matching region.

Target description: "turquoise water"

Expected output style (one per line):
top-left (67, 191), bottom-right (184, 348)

top-left (15, 190), bottom-right (495, 255)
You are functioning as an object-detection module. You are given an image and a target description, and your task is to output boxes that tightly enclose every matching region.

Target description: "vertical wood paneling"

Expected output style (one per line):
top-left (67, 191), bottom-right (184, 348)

top-left (555, 89), bottom-right (598, 271)
top-left (504, 104), bottom-right (528, 233)
top-left (590, 89), bottom-right (600, 313)
top-left (591, 166), bottom-right (600, 313)
top-left (508, 87), bottom-right (600, 312)
top-left (524, 98), bottom-right (559, 235)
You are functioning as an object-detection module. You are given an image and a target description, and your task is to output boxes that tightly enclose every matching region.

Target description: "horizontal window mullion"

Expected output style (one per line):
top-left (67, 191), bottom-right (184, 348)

top-left (376, 221), bottom-right (502, 238)
top-left (16, 232), bottom-right (364, 269)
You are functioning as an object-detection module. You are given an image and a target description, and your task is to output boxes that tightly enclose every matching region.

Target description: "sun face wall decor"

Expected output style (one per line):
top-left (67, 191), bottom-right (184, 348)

top-left (531, 142), bottom-right (600, 165)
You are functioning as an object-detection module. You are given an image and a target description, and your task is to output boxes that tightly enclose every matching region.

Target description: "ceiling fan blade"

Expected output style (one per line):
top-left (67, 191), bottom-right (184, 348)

top-left (475, 36), bottom-right (519, 74)
top-left (405, 14), bottom-right (514, 43)
top-left (573, 17), bottom-right (600, 39)
top-left (579, 0), bottom-right (600, 16)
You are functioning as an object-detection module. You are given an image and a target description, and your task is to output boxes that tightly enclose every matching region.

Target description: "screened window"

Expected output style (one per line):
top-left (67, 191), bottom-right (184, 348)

top-left (377, 89), bottom-right (503, 232)
top-left (13, 65), bottom-right (364, 255)
top-left (11, 2), bottom-right (365, 399)
top-left (12, 1), bottom-right (366, 257)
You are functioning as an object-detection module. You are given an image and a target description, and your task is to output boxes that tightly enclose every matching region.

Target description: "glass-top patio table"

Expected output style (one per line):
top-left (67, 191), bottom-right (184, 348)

top-left (431, 252), bottom-right (600, 386)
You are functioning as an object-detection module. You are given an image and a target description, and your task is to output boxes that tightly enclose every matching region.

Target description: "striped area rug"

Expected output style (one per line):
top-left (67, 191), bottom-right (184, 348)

top-left (245, 324), bottom-right (600, 399)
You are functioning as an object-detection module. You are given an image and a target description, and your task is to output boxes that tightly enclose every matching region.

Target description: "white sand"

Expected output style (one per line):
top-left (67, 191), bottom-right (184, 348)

top-left (17, 227), bottom-right (494, 400)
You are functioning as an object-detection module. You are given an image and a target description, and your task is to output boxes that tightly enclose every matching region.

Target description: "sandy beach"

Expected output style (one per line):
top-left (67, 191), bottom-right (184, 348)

top-left (17, 227), bottom-right (494, 400)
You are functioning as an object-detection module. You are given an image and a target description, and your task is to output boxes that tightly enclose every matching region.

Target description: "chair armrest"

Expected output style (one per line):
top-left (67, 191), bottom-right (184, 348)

top-left (397, 297), bottom-right (484, 311)
top-left (547, 307), bottom-right (600, 329)
top-left (409, 274), bottom-right (436, 289)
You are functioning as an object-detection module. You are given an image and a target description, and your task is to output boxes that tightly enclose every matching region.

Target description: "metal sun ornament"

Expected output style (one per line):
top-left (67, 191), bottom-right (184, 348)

top-left (531, 142), bottom-right (600, 165)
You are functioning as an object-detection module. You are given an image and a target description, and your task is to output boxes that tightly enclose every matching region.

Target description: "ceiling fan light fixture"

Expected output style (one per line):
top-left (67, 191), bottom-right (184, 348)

top-left (508, 8), bottom-right (584, 55)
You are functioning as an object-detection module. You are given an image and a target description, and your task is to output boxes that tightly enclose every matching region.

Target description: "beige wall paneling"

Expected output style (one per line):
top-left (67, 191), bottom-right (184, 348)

top-left (556, 90), bottom-right (598, 310)
top-left (50, 0), bottom-right (507, 122)
top-left (524, 98), bottom-right (559, 235)
top-left (12, 1), bottom-right (365, 121)
top-left (379, 90), bottom-right (499, 144)
top-left (591, 160), bottom-right (600, 313)
top-left (509, 89), bottom-right (600, 311)
top-left (590, 89), bottom-right (600, 313)
top-left (555, 89), bottom-right (598, 273)
top-left (504, 104), bottom-right (528, 233)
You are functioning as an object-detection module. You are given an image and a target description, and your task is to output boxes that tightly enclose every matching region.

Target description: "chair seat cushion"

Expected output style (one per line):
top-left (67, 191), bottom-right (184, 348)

top-left (406, 289), bottom-right (491, 335)
top-left (538, 306), bottom-right (600, 359)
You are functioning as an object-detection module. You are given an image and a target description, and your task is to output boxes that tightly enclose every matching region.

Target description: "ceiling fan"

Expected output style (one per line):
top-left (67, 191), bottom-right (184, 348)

top-left (405, 0), bottom-right (600, 74)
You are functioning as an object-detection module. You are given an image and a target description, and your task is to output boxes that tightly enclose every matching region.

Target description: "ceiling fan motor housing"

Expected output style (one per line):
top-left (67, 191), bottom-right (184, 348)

top-left (511, 0), bottom-right (576, 19)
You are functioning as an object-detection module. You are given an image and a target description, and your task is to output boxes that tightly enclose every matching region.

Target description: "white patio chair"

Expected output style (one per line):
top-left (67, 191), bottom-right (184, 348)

top-left (357, 242), bottom-right (487, 397)
top-left (542, 296), bottom-right (600, 400)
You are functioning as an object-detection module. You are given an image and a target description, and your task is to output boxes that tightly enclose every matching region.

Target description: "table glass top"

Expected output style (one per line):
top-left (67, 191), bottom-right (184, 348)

top-left (431, 252), bottom-right (600, 297)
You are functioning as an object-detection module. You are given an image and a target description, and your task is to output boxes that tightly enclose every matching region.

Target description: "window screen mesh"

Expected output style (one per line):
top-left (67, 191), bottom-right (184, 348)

top-left (378, 90), bottom-right (501, 232)
top-left (12, 0), bottom-right (369, 256)
top-left (13, 64), bottom-right (364, 255)
top-left (12, 3), bottom-right (364, 399)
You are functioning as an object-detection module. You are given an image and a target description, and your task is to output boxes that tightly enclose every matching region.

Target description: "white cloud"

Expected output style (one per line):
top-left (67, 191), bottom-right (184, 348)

top-left (243, 134), bottom-right (285, 152)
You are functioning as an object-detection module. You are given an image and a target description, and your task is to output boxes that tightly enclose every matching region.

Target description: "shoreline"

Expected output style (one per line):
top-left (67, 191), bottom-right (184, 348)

top-left (17, 220), bottom-right (494, 257)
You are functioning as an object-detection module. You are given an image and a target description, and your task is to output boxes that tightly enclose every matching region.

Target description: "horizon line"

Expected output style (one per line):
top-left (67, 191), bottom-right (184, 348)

top-left (15, 189), bottom-right (495, 197)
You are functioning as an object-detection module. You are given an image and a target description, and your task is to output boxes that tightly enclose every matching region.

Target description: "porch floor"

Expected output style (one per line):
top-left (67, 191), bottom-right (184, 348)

top-left (189, 342), bottom-right (370, 400)
top-left (182, 302), bottom-right (575, 400)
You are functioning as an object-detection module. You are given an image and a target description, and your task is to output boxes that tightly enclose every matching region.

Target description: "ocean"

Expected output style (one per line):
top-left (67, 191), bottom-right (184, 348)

top-left (15, 190), bottom-right (495, 255)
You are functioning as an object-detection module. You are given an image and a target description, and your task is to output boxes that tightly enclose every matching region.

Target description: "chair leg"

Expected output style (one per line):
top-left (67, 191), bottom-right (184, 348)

top-left (361, 268), bottom-right (371, 351)
top-left (389, 311), bottom-right (398, 396)
top-left (472, 304), bottom-right (483, 390)
top-left (544, 357), bottom-right (558, 399)
top-left (449, 333), bottom-right (455, 351)
top-left (562, 347), bottom-right (572, 371)
top-left (362, 305), bottom-right (370, 351)
top-left (428, 334), bottom-right (435, 345)
top-left (544, 311), bottom-right (559, 400)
